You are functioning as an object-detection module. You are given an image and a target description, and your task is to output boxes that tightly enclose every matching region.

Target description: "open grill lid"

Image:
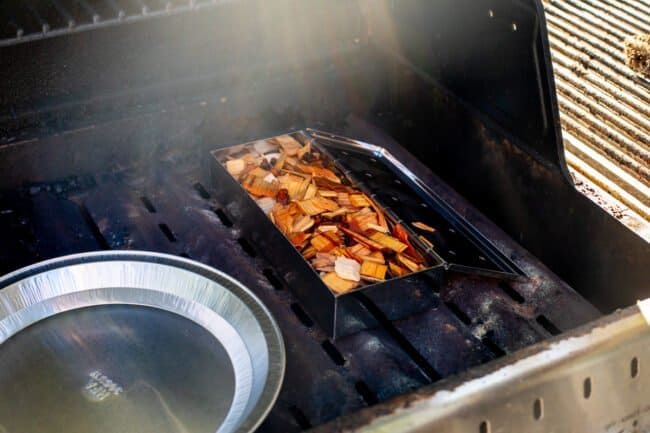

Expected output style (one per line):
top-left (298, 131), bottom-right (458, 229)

top-left (0, 0), bottom-right (648, 324)
top-left (0, 0), bottom-right (562, 168)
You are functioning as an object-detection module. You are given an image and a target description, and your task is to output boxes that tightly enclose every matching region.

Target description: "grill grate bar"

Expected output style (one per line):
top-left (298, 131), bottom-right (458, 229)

top-left (614, 0), bottom-right (650, 17)
top-left (544, 0), bottom-right (650, 229)
top-left (556, 79), bottom-right (650, 155)
top-left (557, 98), bottom-right (650, 185)
top-left (0, 0), bottom-right (221, 45)
top-left (548, 34), bottom-right (650, 104)
top-left (554, 64), bottom-right (650, 135)
top-left (551, 50), bottom-right (650, 119)
top-left (547, 0), bottom-right (630, 46)
top-left (567, 0), bottom-right (650, 33)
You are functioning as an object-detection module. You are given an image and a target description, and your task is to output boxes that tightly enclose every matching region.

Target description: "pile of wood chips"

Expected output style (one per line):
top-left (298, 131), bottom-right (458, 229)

top-left (223, 135), bottom-right (436, 294)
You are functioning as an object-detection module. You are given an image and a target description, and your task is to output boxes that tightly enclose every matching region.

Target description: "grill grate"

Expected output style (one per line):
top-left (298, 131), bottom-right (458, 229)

top-left (0, 134), bottom-right (601, 432)
top-left (0, 0), bottom-right (221, 45)
top-left (543, 0), bottom-right (650, 226)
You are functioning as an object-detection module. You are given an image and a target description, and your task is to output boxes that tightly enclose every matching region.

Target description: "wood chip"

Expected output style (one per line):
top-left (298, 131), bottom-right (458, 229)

top-left (289, 232), bottom-right (310, 247)
top-left (297, 199), bottom-right (323, 216)
top-left (339, 226), bottom-right (385, 250)
top-left (310, 234), bottom-right (337, 252)
top-left (292, 215), bottom-right (314, 233)
top-left (275, 135), bottom-right (303, 156)
top-left (396, 253), bottom-right (423, 272)
top-left (360, 261), bottom-right (387, 281)
top-left (360, 251), bottom-right (385, 264)
top-left (312, 197), bottom-right (339, 212)
top-left (349, 194), bottom-right (371, 207)
top-left (297, 163), bottom-right (341, 183)
top-left (302, 245), bottom-right (317, 260)
top-left (368, 231), bottom-right (408, 253)
top-left (222, 134), bottom-right (436, 291)
top-left (335, 257), bottom-right (361, 282)
top-left (418, 235), bottom-right (434, 249)
top-left (388, 262), bottom-right (409, 277)
top-left (226, 159), bottom-right (246, 176)
top-left (317, 190), bottom-right (338, 198)
top-left (412, 221), bottom-right (436, 233)
top-left (253, 140), bottom-right (277, 155)
top-left (316, 224), bottom-right (339, 233)
top-left (256, 197), bottom-right (276, 214)
top-left (271, 154), bottom-right (287, 175)
top-left (304, 184), bottom-right (318, 200)
top-left (348, 243), bottom-right (372, 257)
top-left (322, 272), bottom-right (358, 294)
top-left (242, 175), bottom-right (279, 198)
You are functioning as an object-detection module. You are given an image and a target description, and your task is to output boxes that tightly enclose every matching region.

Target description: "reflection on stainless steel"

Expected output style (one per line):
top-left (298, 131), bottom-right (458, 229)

top-left (0, 251), bottom-right (285, 433)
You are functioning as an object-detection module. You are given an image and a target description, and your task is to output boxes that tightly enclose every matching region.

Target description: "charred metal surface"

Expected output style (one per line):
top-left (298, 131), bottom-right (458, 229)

top-left (0, 122), bottom-right (601, 432)
top-left (308, 307), bottom-right (643, 433)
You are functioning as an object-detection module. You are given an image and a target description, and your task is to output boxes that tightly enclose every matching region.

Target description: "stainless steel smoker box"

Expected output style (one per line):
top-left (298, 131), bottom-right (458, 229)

top-left (210, 130), bottom-right (522, 338)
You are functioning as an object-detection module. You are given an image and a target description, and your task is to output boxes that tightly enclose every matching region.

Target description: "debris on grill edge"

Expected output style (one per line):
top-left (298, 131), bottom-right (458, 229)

top-left (625, 33), bottom-right (650, 76)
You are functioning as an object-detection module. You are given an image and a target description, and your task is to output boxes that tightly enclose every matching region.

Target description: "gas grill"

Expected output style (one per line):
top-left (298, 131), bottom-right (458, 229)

top-left (1, 1), bottom-right (649, 432)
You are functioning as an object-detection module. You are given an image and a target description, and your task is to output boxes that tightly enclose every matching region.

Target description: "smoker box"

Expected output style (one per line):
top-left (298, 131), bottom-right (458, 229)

top-left (210, 129), bottom-right (522, 338)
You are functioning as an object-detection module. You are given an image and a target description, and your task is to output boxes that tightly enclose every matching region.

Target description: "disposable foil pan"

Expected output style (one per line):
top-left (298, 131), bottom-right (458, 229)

top-left (0, 251), bottom-right (285, 433)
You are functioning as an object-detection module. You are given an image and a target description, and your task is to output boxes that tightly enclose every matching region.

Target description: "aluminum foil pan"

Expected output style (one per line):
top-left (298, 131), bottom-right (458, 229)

top-left (0, 251), bottom-right (285, 433)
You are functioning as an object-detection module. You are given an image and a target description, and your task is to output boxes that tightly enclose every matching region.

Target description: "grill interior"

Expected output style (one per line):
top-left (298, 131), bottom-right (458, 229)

top-left (0, 1), bottom-right (648, 431)
top-left (0, 104), bottom-right (600, 432)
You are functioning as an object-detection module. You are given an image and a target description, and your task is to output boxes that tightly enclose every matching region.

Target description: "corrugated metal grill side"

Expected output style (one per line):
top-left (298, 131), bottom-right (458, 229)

top-left (544, 0), bottom-right (650, 226)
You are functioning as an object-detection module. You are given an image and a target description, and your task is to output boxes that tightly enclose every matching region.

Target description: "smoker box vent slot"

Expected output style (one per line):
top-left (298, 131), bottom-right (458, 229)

top-left (210, 130), bottom-right (525, 338)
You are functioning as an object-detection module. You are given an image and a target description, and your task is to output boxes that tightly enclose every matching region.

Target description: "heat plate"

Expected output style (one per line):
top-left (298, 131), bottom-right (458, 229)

top-left (0, 129), bottom-right (600, 432)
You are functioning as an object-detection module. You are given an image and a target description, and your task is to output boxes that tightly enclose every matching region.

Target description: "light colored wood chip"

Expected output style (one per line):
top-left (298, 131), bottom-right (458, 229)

top-left (253, 140), bottom-right (277, 155)
top-left (317, 190), bottom-right (338, 198)
top-left (275, 135), bottom-right (303, 156)
top-left (256, 197), bottom-right (276, 214)
top-left (302, 245), bottom-right (317, 260)
top-left (366, 223), bottom-right (389, 233)
top-left (412, 221), bottom-right (436, 233)
top-left (297, 163), bottom-right (341, 183)
top-left (310, 234), bottom-right (336, 252)
top-left (349, 194), bottom-right (371, 207)
top-left (312, 197), bottom-right (339, 212)
top-left (316, 224), bottom-right (339, 233)
top-left (303, 184), bottom-right (318, 200)
top-left (335, 257), bottom-right (361, 282)
top-left (339, 226), bottom-right (385, 250)
top-left (389, 261), bottom-right (409, 277)
top-left (360, 251), bottom-right (385, 264)
top-left (368, 231), bottom-right (408, 253)
top-left (360, 261), bottom-right (387, 280)
top-left (271, 154), bottom-right (287, 175)
top-left (322, 272), bottom-right (358, 294)
top-left (348, 243), bottom-right (372, 257)
top-left (292, 215), bottom-right (314, 233)
top-left (418, 235), bottom-right (434, 249)
top-left (396, 254), bottom-right (423, 272)
top-left (226, 159), bottom-right (246, 176)
top-left (242, 175), bottom-right (279, 198)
